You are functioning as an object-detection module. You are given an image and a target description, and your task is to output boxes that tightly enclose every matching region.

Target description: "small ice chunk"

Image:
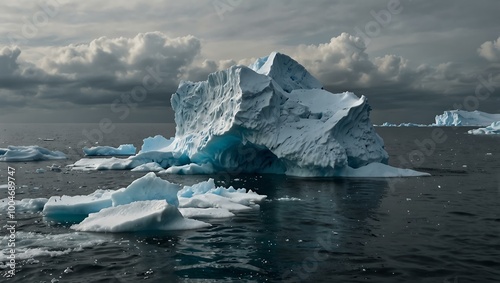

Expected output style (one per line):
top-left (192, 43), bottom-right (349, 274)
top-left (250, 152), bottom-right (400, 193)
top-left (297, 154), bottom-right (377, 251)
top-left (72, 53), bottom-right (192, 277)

top-left (49, 164), bottom-right (62, 172)
top-left (179, 194), bottom-right (255, 212)
top-left (0, 198), bottom-right (48, 213)
top-left (179, 207), bottom-right (235, 219)
top-left (36, 168), bottom-right (46, 174)
top-left (131, 162), bottom-right (164, 172)
top-left (83, 144), bottom-right (136, 156)
top-left (161, 163), bottom-right (214, 175)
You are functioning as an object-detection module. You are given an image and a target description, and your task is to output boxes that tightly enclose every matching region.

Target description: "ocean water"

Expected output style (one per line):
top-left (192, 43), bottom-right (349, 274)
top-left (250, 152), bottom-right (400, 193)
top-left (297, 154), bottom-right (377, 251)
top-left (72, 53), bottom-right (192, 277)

top-left (0, 124), bottom-right (499, 283)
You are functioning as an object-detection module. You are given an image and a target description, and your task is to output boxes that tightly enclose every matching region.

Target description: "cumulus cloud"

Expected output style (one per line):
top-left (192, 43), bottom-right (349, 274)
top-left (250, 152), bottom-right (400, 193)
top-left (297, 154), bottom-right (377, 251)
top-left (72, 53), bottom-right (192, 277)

top-left (478, 37), bottom-right (500, 62)
top-left (182, 32), bottom-right (498, 106)
top-left (0, 32), bottom-right (201, 109)
top-left (41, 31), bottom-right (200, 84)
top-left (1, 30), bottom-right (499, 123)
top-left (183, 58), bottom-right (238, 82)
top-left (283, 33), bottom-right (452, 95)
top-left (0, 47), bottom-right (21, 76)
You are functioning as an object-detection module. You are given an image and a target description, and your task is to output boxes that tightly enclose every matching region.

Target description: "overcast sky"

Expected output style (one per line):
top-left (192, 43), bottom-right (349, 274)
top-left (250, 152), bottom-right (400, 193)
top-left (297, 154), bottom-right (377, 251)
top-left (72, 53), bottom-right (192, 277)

top-left (0, 0), bottom-right (499, 123)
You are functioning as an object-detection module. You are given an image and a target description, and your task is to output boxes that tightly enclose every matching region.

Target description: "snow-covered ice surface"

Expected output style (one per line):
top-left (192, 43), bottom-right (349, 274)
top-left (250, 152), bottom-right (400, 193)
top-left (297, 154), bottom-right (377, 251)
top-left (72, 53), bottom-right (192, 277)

top-left (71, 200), bottom-right (209, 232)
top-left (43, 190), bottom-right (114, 221)
top-left (468, 121), bottom-right (500, 135)
top-left (138, 135), bottom-right (174, 153)
top-left (83, 144), bottom-right (136, 156)
top-left (111, 173), bottom-right (180, 207)
top-left (0, 146), bottom-right (66, 162)
top-left (42, 173), bottom-right (266, 232)
top-left (71, 52), bottom-right (428, 178)
top-left (434, 110), bottom-right (500, 126)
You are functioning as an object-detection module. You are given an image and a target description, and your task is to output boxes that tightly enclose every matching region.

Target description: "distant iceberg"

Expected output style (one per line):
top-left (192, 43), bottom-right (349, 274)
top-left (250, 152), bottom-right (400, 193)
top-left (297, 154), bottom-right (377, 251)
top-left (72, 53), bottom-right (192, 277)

top-left (72, 52), bottom-right (428, 177)
top-left (434, 110), bottom-right (500, 126)
top-left (83, 144), bottom-right (136, 156)
top-left (377, 122), bottom-right (430, 127)
top-left (0, 145), bottom-right (66, 162)
top-left (468, 121), bottom-right (500, 135)
top-left (42, 173), bottom-right (266, 232)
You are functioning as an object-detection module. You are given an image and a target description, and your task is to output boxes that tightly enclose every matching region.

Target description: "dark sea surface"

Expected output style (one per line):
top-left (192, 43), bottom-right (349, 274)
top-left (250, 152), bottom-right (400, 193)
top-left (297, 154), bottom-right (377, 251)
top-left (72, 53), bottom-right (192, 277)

top-left (0, 123), bottom-right (499, 283)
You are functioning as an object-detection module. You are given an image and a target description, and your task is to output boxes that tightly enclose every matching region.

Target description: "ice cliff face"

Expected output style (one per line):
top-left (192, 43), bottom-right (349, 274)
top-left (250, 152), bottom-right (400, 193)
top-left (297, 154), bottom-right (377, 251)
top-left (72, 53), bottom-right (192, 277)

top-left (166, 52), bottom-right (388, 176)
top-left (434, 110), bottom-right (500, 126)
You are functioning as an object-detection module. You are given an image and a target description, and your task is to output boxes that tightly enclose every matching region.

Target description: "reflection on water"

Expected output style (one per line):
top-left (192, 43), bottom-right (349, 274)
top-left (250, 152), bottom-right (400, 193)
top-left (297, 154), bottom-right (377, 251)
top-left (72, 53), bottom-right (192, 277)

top-left (145, 175), bottom-right (390, 282)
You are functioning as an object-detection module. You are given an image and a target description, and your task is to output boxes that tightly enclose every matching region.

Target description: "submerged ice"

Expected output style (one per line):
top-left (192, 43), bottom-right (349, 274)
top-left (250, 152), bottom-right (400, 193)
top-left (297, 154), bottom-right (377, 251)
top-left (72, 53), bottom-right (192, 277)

top-left (72, 52), bottom-right (428, 177)
top-left (42, 173), bottom-right (266, 232)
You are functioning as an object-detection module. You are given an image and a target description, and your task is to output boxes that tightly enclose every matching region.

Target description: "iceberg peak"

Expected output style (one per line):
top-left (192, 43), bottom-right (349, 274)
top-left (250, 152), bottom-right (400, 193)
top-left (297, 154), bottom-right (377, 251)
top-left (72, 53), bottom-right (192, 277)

top-left (249, 51), bottom-right (323, 92)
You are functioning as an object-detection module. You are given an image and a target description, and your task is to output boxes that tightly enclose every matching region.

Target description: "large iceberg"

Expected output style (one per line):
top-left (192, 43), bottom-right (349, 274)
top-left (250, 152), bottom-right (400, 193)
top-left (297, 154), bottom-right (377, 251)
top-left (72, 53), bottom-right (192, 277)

top-left (468, 121), bottom-right (500, 135)
top-left (72, 52), bottom-right (428, 177)
top-left (43, 173), bottom-right (267, 232)
top-left (0, 146), bottom-right (66, 162)
top-left (434, 110), bottom-right (500, 126)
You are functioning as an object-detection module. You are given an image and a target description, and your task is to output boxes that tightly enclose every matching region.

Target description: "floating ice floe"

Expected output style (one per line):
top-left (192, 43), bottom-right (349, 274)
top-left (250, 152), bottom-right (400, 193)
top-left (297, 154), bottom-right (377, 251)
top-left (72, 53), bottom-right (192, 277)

top-left (71, 200), bottom-right (209, 232)
top-left (434, 110), bottom-right (500, 126)
top-left (42, 173), bottom-right (266, 232)
top-left (83, 144), bottom-right (136, 156)
top-left (468, 121), bottom-right (500, 135)
top-left (71, 52), bottom-right (428, 177)
top-left (131, 162), bottom-right (164, 172)
top-left (0, 146), bottom-right (66, 162)
top-left (43, 190), bottom-right (114, 221)
top-left (377, 122), bottom-right (430, 127)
